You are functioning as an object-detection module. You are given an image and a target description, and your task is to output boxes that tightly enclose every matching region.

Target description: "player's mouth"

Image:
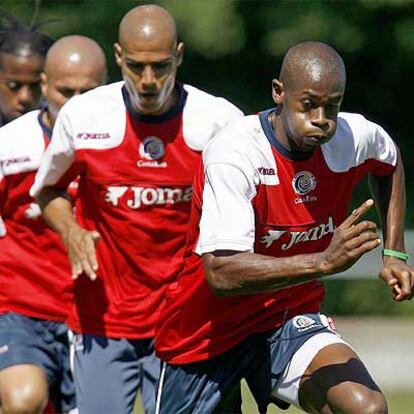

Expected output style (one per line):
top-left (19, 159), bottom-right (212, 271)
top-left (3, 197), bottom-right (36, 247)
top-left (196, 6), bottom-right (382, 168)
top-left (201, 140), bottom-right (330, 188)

top-left (305, 135), bottom-right (329, 146)
top-left (139, 92), bottom-right (158, 101)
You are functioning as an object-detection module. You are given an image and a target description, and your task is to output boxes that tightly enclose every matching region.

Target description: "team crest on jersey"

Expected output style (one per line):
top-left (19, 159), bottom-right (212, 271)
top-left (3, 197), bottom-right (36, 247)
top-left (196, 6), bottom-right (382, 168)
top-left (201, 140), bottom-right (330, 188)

top-left (292, 171), bottom-right (316, 195)
top-left (139, 136), bottom-right (165, 160)
top-left (292, 315), bottom-right (320, 332)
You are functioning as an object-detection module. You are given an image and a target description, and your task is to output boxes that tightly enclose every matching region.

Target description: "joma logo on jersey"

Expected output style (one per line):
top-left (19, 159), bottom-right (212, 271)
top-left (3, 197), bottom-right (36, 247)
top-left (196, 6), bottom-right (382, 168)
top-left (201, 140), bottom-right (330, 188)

top-left (258, 167), bottom-right (275, 176)
top-left (260, 216), bottom-right (335, 250)
top-left (76, 132), bottom-right (110, 140)
top-left (105, 186), bottom-right (192, 209)
top-left (1, 156), bottom-right (31, 167)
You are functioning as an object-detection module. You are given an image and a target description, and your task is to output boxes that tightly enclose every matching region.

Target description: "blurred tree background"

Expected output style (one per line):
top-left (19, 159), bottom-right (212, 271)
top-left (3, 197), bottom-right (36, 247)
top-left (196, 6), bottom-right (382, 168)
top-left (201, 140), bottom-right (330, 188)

top-left (3, 0), bottom-right (414, 223)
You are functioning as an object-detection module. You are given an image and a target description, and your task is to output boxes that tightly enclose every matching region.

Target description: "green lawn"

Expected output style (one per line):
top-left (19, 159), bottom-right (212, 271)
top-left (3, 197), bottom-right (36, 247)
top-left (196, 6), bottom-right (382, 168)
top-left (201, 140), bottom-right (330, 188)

top-left (134, 383), bottom-right (414, 413)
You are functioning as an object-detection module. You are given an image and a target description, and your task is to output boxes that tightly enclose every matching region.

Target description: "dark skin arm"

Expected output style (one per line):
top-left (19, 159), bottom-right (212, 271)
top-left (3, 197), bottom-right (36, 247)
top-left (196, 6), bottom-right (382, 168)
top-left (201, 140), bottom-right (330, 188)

top-left (37, 186), bottom-right (100, 280)
top-left (369, 146), bottom-right (414, 301)
top-left (203, 199), bottom-right (381, 296)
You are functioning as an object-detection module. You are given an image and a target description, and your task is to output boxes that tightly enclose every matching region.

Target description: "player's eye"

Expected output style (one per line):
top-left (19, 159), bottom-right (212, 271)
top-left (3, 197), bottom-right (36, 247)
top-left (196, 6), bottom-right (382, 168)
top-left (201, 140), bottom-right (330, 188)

top-left (153, 61), bottom-right (171, 71)
top-left (57, 88), bottom-right (75, 98)
top-left (127, 62), bottom-right (145, 73)
top-left (301, 100), bottom-right (313, 111)
top-left (6, 81), bottom-right (20, 91)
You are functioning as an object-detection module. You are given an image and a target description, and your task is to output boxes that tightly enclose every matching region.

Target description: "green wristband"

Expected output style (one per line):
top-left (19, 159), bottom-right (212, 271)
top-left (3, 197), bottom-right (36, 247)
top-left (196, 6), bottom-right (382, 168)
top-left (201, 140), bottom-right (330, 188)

top-left (382, 249), bottom-right (409, 261)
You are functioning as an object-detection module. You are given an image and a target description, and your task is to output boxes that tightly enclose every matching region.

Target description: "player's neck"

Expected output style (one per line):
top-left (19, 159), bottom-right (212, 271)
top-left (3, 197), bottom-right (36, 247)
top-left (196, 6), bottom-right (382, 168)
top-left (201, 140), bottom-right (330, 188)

top-left (269, 110), bottom-right (291, 151)
top-left (41, 109), bottom-right (54, 131)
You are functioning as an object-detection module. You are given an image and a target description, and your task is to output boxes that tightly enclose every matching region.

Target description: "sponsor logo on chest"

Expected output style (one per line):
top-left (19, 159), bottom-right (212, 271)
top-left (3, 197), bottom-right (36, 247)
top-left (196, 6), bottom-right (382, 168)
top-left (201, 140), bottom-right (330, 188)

top-left (292, 171), bottom-right (318, 204)
top-left (260, 216), bottom-right (335, 250)
top-left (138, 136), bottom-right (167, 168)
top-left (104, 185), bottom-right (192, 209)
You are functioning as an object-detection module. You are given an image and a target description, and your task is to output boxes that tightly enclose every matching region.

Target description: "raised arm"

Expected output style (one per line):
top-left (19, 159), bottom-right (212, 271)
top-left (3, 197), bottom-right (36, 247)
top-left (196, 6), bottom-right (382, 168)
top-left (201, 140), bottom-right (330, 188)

top-left (204, 199), bottom-right (380, 296)
top-left (369, 147), bottom-right (414, 301)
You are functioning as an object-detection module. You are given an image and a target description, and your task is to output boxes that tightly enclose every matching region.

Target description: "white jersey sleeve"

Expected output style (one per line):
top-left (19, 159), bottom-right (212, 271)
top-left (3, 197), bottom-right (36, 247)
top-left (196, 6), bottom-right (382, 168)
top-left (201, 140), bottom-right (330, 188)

top-left (198, 162), bottom-right (256, 253)
top-left (196, 116), bottom-right (266, 254)
top-left (322, 113), bottom-right (397, 173)
top-left (30, 109), bottom-right (75, 197)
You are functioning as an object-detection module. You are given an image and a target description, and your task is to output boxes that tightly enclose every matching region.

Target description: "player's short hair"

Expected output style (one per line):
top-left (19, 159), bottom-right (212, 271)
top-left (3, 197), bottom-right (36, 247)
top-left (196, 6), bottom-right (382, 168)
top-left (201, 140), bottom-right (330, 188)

top-left (0, 10), bottom-right (54, 67)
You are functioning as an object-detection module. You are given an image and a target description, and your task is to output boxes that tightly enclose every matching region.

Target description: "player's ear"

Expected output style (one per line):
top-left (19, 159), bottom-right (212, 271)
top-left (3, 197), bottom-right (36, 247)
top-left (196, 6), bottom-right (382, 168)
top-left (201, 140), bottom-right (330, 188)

top-left (175, 42), bottom-right (184, 67)
top-left (40, 72), bottom-right (48, 98)
top-left (113, 43), bottom-right (122, 67)
top-left (272, 79), bottom-right (285, 105)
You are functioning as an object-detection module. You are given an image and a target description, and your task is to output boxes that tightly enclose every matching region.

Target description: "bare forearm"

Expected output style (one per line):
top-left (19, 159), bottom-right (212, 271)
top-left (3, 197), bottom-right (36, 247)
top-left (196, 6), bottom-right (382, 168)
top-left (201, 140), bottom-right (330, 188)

top-left (204, 250), bottom-right (327, 296)
top-left (37, 186), bottom-right (78, 239)
top-left (369, 148), bottom-right (406, 252)
top-left (204, 200), bottom-right (380, 296)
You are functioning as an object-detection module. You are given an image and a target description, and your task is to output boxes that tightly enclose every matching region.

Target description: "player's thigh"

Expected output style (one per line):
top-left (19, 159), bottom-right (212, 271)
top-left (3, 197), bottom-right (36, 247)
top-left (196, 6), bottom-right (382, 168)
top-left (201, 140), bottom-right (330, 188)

top-left (298, 342), bottom-right (386, 414)
top-left (0, 313), bottom-right (52, 411)
top-left (72, 334), bottom-right (141, 414)
top-left (245, 314), bottom-right (338, 412)
top-left (0, 364), bottom-right (48, 412)
top-left (155, 336), bottom-right (263, 414)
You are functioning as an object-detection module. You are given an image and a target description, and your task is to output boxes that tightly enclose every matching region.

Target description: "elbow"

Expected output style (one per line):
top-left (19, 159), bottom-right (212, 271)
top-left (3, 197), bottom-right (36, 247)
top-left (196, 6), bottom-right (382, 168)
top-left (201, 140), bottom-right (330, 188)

top-left (205, 269), bottom-right (234, 296)
top-left (203, 252), bottom-right (247, 296)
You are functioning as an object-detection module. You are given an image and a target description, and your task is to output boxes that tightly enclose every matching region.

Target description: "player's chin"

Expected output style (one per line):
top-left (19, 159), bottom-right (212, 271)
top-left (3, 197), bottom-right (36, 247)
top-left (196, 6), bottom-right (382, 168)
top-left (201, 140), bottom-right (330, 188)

top-left (136, 98), bottom-right (161, 114)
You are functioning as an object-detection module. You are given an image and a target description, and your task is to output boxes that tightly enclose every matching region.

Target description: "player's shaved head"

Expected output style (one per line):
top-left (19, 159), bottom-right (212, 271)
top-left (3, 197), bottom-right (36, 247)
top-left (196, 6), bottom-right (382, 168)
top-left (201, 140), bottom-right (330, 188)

top-left (41, 35), bottom-right (107, 128)
top-left (114, 5), bottom-right (184, 116)
top-left (119, 5), bottom-right (177, 52)
top-left (44, 35), bottom-right (106, 82)
top-left (280, 41), bottom-right (346, 92)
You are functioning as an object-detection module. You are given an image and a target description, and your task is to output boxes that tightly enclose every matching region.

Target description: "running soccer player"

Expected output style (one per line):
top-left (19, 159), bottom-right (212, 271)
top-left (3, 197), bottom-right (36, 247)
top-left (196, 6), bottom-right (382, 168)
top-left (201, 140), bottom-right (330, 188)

top-left (0, 35), bottom-right (106, 414)
top-left (155, 41), bottom-right (413, 414)
top-left (30, 5), bottom-right (243, 414)
top-left (0, 13), bottom-right (53, 127)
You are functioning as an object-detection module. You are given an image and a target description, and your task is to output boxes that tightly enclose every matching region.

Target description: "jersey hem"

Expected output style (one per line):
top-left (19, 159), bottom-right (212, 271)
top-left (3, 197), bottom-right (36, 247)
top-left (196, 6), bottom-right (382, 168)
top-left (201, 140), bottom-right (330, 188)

top-left (199, 240), bottom-right (253, 254)
top-left (0, 307), bottom-right (67, 323)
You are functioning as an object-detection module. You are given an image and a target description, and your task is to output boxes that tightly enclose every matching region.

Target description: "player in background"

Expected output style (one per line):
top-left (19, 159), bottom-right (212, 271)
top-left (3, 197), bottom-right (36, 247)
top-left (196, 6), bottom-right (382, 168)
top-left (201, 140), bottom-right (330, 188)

top-left (155, 41), bottom-right (414, 414)
top-left (31, 5), bottom-right (243, 414)
top-left (0, 12), bottom-right (53, 237)
top-left (0, 35), bottom-right (106, 414)
top-left (0, 12), bottom-right (53, 127)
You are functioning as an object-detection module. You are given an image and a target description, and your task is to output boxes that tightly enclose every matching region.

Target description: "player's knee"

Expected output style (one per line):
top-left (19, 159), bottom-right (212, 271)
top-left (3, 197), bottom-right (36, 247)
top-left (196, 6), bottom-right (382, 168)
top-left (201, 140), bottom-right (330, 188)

top-left (1, 385), bottom-right (47, 414)
top-left (332, 388), bottom-right (387, 414)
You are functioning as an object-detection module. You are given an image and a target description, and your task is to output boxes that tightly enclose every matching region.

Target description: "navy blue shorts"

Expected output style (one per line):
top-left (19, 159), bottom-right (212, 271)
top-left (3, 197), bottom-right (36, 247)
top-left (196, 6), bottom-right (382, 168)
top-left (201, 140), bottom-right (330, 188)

top-left (71, 333), bottom-right (160, 414)
top-left (0, 312), bottom-right (76, 412)
top-left (155, 313), bottom-right (339, 414)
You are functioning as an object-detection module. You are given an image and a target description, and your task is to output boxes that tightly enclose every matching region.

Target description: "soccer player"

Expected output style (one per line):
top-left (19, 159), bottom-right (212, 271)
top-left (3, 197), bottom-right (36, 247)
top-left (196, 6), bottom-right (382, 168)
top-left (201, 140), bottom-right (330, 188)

top-left (154, 41), bottom-right (414, 414)
top-left (0, 35), bottom-right (106, 414)
top-left (30, 5), bottom-right (243, 414)
top-left (0, 13), bottom-right (53, 127)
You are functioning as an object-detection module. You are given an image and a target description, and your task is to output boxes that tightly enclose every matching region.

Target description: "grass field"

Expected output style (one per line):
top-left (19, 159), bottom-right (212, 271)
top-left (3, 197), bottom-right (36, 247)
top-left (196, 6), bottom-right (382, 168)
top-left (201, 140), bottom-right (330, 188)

top-left (134, 384), bottom-right (414, 413)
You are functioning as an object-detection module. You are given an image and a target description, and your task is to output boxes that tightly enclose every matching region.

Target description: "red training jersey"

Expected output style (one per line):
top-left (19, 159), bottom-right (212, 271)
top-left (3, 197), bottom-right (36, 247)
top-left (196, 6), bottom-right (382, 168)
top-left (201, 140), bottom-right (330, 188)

top-left (0, 110), bottom-right (73, 321)
top-left (31, 82), bottom-right (243, 338)
top-left (155, 109), bottom-right (397, 364)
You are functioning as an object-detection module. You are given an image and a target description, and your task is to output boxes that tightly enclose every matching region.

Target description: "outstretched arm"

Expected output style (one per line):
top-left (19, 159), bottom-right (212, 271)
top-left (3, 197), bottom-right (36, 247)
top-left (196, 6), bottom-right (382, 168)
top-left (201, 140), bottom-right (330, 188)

top-left (369, 147), bottom-right (414, 301)
top-left (204, 199), bottom-right (380, 296)
top-left (37, 186), bottom-right (100, 281)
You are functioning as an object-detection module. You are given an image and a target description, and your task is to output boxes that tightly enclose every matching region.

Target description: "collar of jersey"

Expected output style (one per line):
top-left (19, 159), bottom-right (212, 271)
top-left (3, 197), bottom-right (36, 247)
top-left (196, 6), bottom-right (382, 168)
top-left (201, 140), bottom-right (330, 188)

top-left (259, 108), bottom-right (314, 161)
top-left (122, 82), bottom-right (188, 124)
top-left (37, 106), bottom-right (52, 140)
